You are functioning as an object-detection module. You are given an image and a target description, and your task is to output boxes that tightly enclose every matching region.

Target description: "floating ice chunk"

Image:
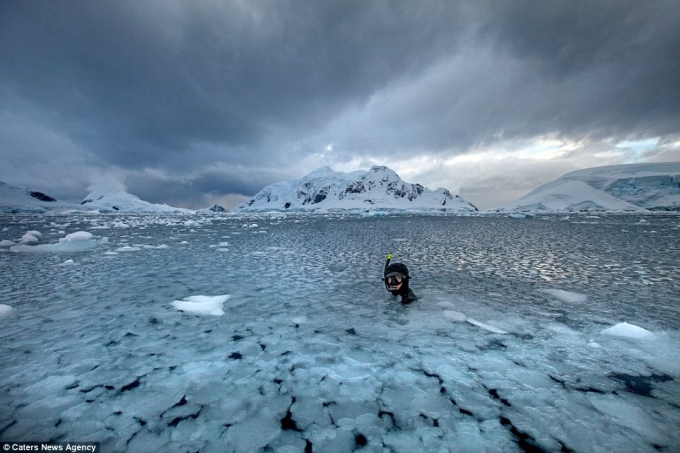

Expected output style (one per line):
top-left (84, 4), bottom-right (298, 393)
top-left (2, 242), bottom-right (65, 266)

top-left (0, 240), bottom-right (16, 247)
top-left (115, 246), bottom-right (141, 252)
top-left (540, 288), bottom-right (588, 303)
top-left (227, 408), bottom-right (280, 452)
top-left (466, 318), bottom-right (508, 334)
top-left (588, 394), bottom-right (669, 445)
top-left (602, 322), bottom-right (653, 339)
top-left (10, 231), bottom-right (99, 252)
top-left (171, 294), bottom-right (230, 316)
top-left (443, 310), bottom-right (466, 322)
top-left (62, 231), bottom-right (93, 242)
top-left (19, 231), bottom-right (42, 244)
top-left (0, 304), bottom-right (13, 317)
top-left (327, 361), bottom-right (373, 381)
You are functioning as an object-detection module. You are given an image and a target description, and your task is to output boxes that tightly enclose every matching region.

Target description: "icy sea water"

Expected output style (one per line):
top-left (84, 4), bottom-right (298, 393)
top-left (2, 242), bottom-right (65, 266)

top-left (0, 213), bottom-right (679, 453)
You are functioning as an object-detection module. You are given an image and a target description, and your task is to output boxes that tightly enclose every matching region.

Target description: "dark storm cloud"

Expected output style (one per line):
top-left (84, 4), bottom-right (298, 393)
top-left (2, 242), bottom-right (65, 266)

top-left (323, 0), bottom-right (680, 157)
top-left (0, 0), bottom-right (468, 167)
top-left (477, 1), bottom-right (680, 137)
top-left (1, 0), bottom-right (679, 207)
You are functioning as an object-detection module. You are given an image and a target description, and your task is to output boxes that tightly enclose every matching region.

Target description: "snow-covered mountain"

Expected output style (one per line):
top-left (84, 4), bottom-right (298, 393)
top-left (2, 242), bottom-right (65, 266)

top-left (0, 181), bottom-right (84, 213)
top-left (236, 165), bottom-right (478, 212)
top-left (491, 162), bottom-right (680, 213)
top-left (80, 185), bottom-right (191, 213)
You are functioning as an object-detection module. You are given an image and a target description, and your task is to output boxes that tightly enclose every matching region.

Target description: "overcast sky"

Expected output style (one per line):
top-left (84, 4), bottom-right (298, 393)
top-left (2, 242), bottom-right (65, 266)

top-left (2, 0), bottom-right (680, 210)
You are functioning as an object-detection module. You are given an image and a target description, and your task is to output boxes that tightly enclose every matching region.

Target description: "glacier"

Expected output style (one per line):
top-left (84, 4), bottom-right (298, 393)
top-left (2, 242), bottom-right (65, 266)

top-left (1, 211), bottom-right (679, 452)
top-left (492, 162), bottom-right (680, 213)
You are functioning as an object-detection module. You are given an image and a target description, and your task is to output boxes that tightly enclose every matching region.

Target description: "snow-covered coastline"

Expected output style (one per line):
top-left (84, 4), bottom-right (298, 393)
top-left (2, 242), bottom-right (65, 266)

top-left (3, 162), bottom-right (679, 215)
top-left (489, 162), bottom-right (680, 213)
top-left (0, 181), bottom-right (190, 214)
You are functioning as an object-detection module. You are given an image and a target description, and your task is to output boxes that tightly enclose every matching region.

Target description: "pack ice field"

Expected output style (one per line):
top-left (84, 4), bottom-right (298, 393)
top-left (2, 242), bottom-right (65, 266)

top-left (1, 213), bottom-right (679, 453)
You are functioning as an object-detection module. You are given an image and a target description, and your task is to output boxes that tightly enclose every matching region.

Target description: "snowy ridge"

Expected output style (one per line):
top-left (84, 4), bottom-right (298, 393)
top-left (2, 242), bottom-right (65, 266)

top-left (1, 180), bottom-right (190, 213)
top-left (0, 181), bottom-right (84, 213)
top-left (491, 162), bottom-right (680, 213)
top-left (236, 165), bottom-right (478, 212)
top-left (80, 186), bottom-right (190, 213)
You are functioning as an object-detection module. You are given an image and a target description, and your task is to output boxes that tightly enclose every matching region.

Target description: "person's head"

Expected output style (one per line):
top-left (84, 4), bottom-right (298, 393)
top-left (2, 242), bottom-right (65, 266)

top-left (384, 262), bottom-right (410, 295)
top-left (385, 272), bottom-right (406, 291)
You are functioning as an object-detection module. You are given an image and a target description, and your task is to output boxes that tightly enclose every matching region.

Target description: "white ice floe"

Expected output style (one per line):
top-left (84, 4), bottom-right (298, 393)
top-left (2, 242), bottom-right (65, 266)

top-left (0, 304), bottom-right (13, 317)
top-left (10, 231), bottom-right (99, 252)
top-left (466, 318), bottom-right (508, 334)
top-left (602, 322), bottom-right (653, 339)
top-left (540, 288), bottom-right (588, 303)
top-left (19, 230), bottom-right (42, 244)
top-left (171, 295), bottom-right (230, 316)
top-left (115, 246), bottom-right (141, 252)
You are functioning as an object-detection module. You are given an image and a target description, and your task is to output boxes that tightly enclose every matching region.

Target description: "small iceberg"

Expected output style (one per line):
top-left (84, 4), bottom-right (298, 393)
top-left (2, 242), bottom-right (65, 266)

top-left (0, 304), bottom-right (13, 318)
top-left (10, 231), bottom-right (100, 252)
top-left (540, 289), bottom-right (588, 303)
top-left (602, 322), bottom-right (653, 339)
top-left (171, 295), bottom-right (230, 316)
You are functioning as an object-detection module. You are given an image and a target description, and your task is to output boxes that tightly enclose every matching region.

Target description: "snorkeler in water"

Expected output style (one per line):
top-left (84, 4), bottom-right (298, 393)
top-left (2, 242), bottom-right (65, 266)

top-left (383, 253), bottom-right (418, 304)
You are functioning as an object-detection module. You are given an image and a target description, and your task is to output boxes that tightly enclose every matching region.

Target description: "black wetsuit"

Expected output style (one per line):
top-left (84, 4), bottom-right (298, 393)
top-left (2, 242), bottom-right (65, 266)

top-left (384, 261), bottom-right (418, 304)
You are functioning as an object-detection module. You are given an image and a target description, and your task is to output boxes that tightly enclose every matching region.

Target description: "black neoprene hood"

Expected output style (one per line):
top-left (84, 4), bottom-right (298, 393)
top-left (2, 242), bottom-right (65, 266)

top-left (385, 262), bottom-right (409, 278)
